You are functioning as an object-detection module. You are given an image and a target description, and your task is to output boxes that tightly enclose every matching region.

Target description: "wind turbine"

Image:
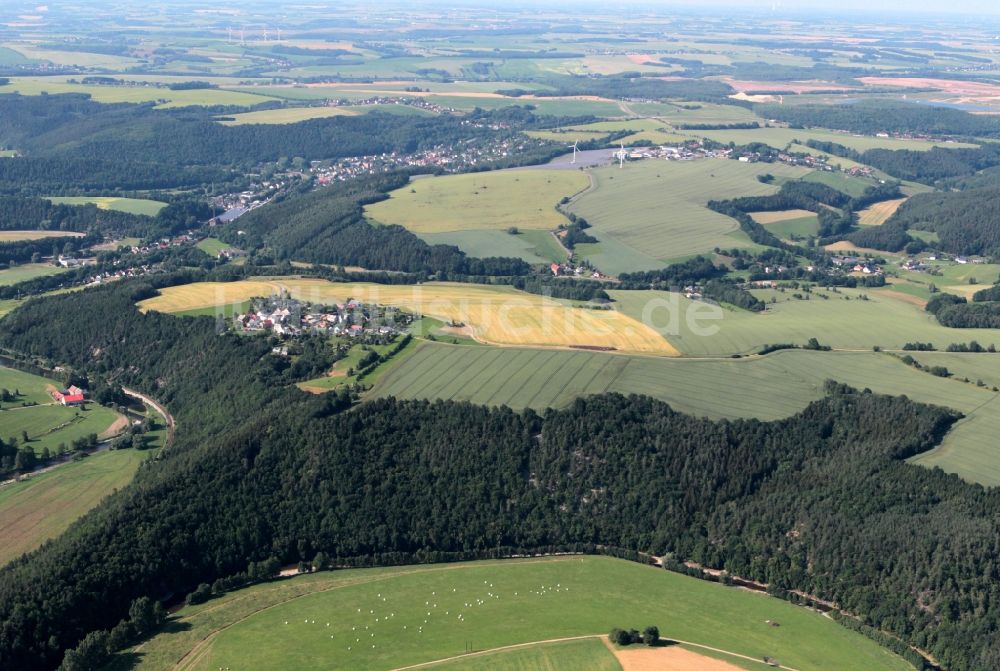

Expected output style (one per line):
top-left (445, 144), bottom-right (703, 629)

top-left (617, 142), bottom-right (625, 169)
top-left (569, 139), bottom-right (579, 164)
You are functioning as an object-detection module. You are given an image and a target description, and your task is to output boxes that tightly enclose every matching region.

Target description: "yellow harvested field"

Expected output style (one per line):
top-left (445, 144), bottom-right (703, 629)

top-left (364, 170), bottom-right (590, 233)
top-left (857, 198), bottom-right (907, 226)
top-left (611, 644), bottom-right (744, 671)
top-left (749, 209), bottom-right (816, 224)
top-left (139, 279), bottom-right (678, 355)
top-left (0, 230), bottom-right (85, 241)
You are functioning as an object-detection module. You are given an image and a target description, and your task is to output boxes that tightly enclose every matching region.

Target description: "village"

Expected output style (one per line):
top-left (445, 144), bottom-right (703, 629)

top-left (232, 294), bottom-right (412, 343)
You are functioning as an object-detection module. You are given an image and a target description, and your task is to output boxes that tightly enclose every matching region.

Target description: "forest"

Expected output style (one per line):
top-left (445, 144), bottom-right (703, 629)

top-left (0, 280), bottom-right (999, 670)
top-left (757, 100), bottom-right (1000, 138)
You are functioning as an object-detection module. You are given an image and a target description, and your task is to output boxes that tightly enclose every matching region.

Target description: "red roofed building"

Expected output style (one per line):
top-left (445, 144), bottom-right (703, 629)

top-left (61, 393), bottom-right (85, 406)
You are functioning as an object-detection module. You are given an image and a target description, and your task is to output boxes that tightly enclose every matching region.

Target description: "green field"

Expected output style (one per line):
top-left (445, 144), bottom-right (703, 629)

top-left (419, 229), bottom-right (565, 264)
top-left (802, 170), bottom-right (879, 197)
top-left (690, 127), bottom-right (978, 153)
top-left (47, 196), bottom-right (167, 216)
top-left (366, 171), bottom-right (589, 234)
top-left (1, 77), bottom-right (280, 109)
top-left (610, 287), bottom-right (1000, 356)
top-left (0, 264), bottom-right (70, 287)
top-left (0, 447), bottom-right (152, 566)
top-left (126, 556), bottom-right (912, 671)
top-left (373, 341), bottom-right (1000, 485)
top-left (564, 159), bottom-right (809, 275)
top-left (298, 337), bottom-right (420, 392)
top-left (195, 237), bottom-right (230, 257)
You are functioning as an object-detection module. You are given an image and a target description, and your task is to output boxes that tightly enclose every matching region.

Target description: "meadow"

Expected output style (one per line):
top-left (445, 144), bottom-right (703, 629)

top-left (0, 264), bottom-right (70, 287)
top-left (0, 447), bottom-right (152, 566)
top-left (565, 159), bottom-right (809, 274)
top-left (194, 237), bottom-right (230, 257)
top-left (126, 556), bottom-right (911, 671)
top-left (138, 279), bottom-right (679, 355)
top-left (801, 170), bottom-right (879, 198)
top-left (418, 229), bottom-right (566, 264)
top-left (297, 338), bottom-right (420, 393)
top-left (47, 196), bottom-right (167, 216)
top-left (690, 127), bottom-right (978, 153)
top-left (749, 210), bottom-right (819, 238)
top-left (364, 170), bottom-right (589, 234)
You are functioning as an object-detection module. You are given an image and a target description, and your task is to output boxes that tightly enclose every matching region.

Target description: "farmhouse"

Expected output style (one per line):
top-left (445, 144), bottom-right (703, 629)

top-left (52, 385), bottom-right (87, 406)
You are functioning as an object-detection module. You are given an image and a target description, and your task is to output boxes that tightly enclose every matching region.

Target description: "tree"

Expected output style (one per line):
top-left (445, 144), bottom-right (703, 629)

top-left (58, 630), bottom-right (110, 671)
top-left (14, 446), bottom-right (35, 472)
top-left (128, 596), bottom-right (165, 635)
top-left (642, 625), bottom-right (660, 646)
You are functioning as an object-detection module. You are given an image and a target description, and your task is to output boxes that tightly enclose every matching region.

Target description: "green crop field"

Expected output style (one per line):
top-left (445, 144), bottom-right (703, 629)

top-left (47, 196), bottom-right (167, 216)
top-left (419, 229), bottom-right (565, 264)
top-left (564, 159), bottom-right (809, 275)
top-left (609, 287), bottom-right (1000, 356)
top-left (0, 447), bottom-right (153, 566)
top-left (365, 170), bottom-right (589, 236)
top-left (0, 264), bottom-right (71, 287)
top-left (373, 342), bottom-right (1000, 485)
top-left (125, 556), bottom-right (912, 671)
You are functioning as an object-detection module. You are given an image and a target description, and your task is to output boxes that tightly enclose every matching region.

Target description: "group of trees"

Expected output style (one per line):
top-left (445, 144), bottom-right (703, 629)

top-left (609, 626), bottom-right (660, 646)
top-left (2, 281), bottom-right (1000, 669)
top-left (926, 291), bottom-right (1000, 329)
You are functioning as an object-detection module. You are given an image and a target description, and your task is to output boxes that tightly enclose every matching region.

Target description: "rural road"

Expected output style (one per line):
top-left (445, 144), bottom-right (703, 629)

top-left (123, 387), bottom-right (176, 449)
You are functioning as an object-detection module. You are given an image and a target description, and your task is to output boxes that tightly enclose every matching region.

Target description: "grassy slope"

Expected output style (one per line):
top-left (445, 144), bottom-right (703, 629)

top-left (1, 77), bottom-right (279, 109)
top-left (565, 159), bottom-right (808, 275)
top-left (365, 170), bottom-right (589, 234)
top-left (127, 556), bottom-right (911, 671)
top-left (424, 638), bottom-right (620, 670)
top-left (0, 448), bottom-right (152, 566)
top-left (195, 238), bottom-right (229, 256)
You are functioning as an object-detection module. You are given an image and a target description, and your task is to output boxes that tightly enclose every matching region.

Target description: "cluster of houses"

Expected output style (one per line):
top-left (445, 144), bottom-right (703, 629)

top-left (831, 255), bottom-right (882, 275)
top-left (549, 262), bottom-right (604, 279)
top-left (233, 295), bottom-right (409, 339)
top-left (51, 385), bottom-right (87, 407)
top-left (327, 95), bottom-right (459, 115)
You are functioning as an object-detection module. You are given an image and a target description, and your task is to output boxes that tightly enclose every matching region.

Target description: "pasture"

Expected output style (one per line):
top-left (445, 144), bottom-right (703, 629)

top-left (47, 196), bottom-right (167, 216)
top-left (138, 279), bottom-right (679, 355)
top-left (0, 448), bottom-right (151, 566)
top-left (565, 159), bottom-right (809, 275)
top-left (195, 237), bottom-right (229, 257)
top-left (126, 556), bottom-right (911, 671)
top-left (364, 170), bottom-right (589, 234)
top-left (801, 170), bottom-right (878, 198)
top-left (418, 229), bottom-right (565, 264)
top-left (216, 105), bottom-right (432, 125)
top-left (0, 230), bottom-right (85, 242)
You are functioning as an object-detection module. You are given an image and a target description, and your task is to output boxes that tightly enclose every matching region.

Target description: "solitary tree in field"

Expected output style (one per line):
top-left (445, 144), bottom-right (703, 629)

top-left (642, 626), bottom-right (660, 646)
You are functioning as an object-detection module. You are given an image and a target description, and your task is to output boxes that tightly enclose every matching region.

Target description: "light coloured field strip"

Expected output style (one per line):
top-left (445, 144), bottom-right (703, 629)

top-left (748, 209), bottom-right (816, 224)
top-left (138, 279), bottom-right (679, 355)
top-left (857, 198), bottom-right (907, 226)
top-left (0, 230), bottom-right (85, 241)
top-left (390, 635), bottom-right (603, 671)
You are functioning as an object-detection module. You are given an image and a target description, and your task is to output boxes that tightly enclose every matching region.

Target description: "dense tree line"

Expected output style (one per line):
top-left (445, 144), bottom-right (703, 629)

top-left (806, 139), bottom-right (1000, 184)
top-left (927, 292), bottom-right (1000, 328)
top-left (617, 255), bottom-right (726, 289)
top-left (756, 100), bottom-right (1000, 138)
top-left (883, 187), bottom-right (1000, 257)
top-left (701, 279), bottom-right (764, 311)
